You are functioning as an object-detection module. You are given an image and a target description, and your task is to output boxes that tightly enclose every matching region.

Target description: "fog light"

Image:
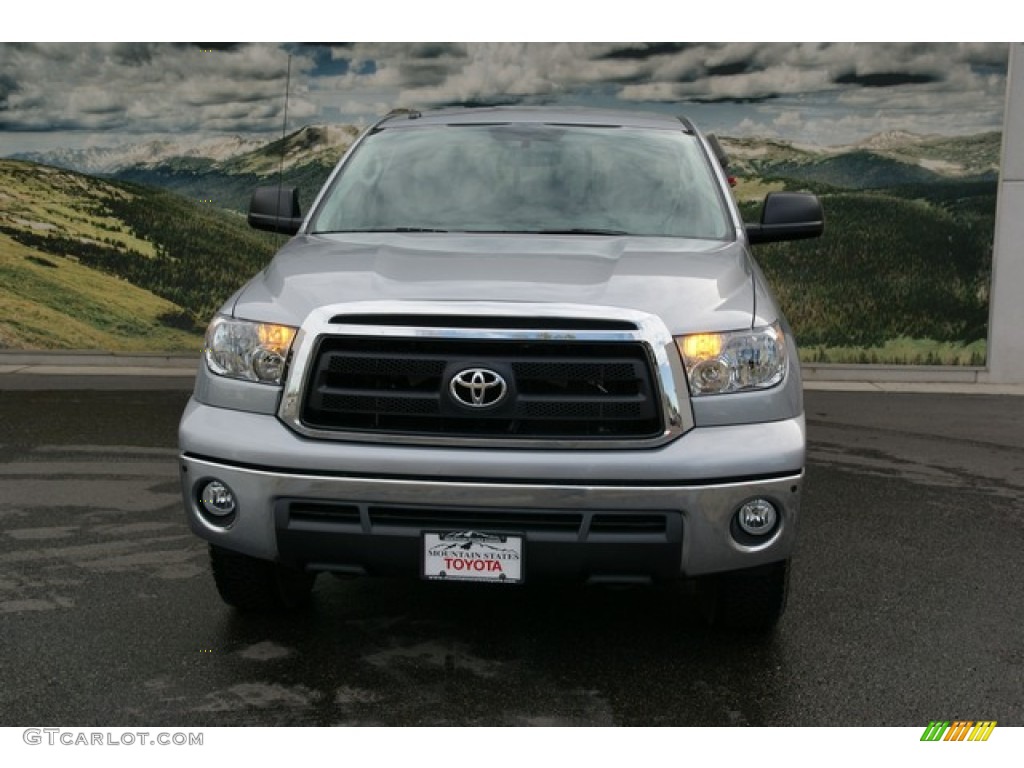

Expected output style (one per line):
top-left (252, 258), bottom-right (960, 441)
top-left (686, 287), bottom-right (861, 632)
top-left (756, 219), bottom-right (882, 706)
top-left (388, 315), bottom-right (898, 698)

top-left (736, 498), bottom-right (778, 536)
top-left (199, 480), bottom-right (236, 518)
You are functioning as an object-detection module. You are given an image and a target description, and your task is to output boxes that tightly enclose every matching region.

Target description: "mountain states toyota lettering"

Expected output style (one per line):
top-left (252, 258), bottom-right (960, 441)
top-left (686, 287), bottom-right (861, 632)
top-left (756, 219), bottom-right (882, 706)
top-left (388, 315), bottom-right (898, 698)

top-left (424, 531), bottom-right (523, 582)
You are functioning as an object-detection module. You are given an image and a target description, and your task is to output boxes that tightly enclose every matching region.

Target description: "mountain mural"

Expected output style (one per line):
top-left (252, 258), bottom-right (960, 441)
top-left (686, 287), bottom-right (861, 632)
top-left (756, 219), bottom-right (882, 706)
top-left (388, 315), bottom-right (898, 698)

top-left (15, 125), bottom-right (359, 216)
top-left (722, 131), bottom-right (1000, 190)
top-left (10, 135), bottom-right (267, 176)
top-left (0, 159), bottom-right (280, 350)
top-left (0, 126), bottom-right (999, 363)
top-left (20, 125), bottom-right (1002, 202)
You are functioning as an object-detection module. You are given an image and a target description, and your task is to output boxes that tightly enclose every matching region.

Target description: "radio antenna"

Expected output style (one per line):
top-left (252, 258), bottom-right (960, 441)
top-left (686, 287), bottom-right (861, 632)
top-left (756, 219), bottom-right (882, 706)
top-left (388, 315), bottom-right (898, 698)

top-left (277, 54), bottom-right (292, 194)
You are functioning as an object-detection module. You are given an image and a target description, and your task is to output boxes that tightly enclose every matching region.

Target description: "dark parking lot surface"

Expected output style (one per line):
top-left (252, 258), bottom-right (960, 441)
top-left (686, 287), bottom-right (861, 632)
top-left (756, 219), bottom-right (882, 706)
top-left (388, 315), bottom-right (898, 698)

top-left (1, 387), bottom-right (1021, 725)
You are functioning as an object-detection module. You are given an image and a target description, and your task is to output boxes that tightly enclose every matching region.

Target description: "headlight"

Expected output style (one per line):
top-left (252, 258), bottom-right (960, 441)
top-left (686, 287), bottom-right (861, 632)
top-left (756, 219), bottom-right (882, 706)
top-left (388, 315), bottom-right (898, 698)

top-left (675, 322), bottom-right (787, 396)
top-left (204, 316), bottom-right (297, 385)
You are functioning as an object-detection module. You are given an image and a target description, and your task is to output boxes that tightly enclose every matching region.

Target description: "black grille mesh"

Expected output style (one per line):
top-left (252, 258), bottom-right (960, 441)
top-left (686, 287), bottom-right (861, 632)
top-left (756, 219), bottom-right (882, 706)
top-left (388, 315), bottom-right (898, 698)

top-left (300, 336), bottom-right (663, 440)
top-left (284, 500), bottom-right (673, 537)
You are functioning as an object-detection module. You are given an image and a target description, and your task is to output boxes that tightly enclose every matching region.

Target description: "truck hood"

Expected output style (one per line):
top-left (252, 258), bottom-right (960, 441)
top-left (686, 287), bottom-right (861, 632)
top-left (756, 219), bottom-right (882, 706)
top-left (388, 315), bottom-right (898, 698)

top-left (230, 233), bottom-right (765, 334)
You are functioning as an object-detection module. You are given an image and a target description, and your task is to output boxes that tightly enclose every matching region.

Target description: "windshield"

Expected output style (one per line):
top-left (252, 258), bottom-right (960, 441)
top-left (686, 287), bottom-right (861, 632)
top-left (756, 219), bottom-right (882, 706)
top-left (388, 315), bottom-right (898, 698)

top-left (311, 123), bottom-right (731, 239)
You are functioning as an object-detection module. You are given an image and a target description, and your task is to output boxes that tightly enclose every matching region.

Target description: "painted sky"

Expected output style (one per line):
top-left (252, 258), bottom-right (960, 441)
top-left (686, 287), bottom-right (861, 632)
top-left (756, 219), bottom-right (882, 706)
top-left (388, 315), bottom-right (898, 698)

top-left (0, 42), bottom-right (1010, 154)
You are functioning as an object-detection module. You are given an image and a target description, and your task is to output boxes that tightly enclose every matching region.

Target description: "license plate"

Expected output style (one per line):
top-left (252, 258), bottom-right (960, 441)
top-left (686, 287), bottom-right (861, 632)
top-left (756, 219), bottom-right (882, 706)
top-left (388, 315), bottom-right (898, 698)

top-left (422, 531), bottom-right (523, 584)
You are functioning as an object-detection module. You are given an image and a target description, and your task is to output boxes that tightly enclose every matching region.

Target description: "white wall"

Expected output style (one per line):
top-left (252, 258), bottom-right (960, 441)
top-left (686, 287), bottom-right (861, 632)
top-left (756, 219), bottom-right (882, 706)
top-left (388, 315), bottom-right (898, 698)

top-left (985, 43), bottom-right (1024, 384)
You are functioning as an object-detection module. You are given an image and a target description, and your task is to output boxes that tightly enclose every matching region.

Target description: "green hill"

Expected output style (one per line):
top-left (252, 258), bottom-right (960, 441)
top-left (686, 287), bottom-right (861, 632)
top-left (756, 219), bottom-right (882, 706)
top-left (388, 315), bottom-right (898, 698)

top-left (0, 159), bottom-right (280, 351)
top-left (725, 132), bottom-right (999, 363)
top-left (0, 233), bottom-right (202, 351)
top-left (765, 151), bottom-right (944, 189)
top-left (869, 132), bottom-right (1001, 178)
top-left (750, 187), bottom-right (994, 355)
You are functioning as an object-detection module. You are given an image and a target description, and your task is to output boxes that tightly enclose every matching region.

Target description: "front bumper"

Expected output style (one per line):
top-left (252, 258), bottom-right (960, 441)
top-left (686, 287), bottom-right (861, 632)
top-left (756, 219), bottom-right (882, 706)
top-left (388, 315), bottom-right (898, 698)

top-left (179, 398), bottom-right (805, 581)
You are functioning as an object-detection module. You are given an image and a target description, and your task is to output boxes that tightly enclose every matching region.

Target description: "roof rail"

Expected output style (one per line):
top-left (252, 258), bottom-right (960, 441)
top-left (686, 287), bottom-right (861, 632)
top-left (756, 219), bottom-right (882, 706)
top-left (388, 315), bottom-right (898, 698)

top-left (706, 133), bottom-right (730, 170)
top-left (384, 107), bottom-right (422, 120)
top-left (367, 108), bottom-right (422, 135)
top-left (675, 116), bottom-right (696, 133)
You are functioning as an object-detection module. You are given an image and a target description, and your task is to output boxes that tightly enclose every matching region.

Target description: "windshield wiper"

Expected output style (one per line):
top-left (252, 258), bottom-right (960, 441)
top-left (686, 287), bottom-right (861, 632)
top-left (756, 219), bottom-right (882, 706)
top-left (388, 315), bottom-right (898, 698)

top-left (317, 227), bottom-right (631, 235)
top-left (317, 227), bottom-right (451, 234)
top-left (533, 228), bottom-right (630, 236)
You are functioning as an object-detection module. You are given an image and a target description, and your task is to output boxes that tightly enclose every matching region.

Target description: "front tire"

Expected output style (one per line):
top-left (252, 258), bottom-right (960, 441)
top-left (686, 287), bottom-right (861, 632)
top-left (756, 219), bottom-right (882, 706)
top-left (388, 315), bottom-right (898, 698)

top-left (698, 559), bottom-right (790, 632)
top-left (209, 544), bottom-right (316, 612)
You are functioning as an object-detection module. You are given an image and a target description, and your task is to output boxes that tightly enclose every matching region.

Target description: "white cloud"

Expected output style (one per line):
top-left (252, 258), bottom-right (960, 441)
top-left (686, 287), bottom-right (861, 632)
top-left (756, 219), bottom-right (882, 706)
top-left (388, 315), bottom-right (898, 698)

top-left (0, 42), bottom-right (1010, 152)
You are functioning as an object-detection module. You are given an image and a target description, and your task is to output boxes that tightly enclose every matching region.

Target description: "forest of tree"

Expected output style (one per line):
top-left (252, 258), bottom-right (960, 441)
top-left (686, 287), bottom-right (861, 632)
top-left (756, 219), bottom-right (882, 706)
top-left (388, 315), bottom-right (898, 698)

top-left (742, 179), bottom-right (995, 358)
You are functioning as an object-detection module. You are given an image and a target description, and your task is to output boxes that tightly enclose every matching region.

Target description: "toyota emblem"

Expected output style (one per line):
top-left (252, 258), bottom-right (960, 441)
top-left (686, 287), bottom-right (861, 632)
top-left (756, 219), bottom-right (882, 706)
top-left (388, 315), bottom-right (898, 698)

top-left (449, 368), bottom-right (508, 408)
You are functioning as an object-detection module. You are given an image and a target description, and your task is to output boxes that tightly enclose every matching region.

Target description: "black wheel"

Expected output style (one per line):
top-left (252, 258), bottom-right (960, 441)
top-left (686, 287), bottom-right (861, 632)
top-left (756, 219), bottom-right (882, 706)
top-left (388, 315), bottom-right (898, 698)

top-left (698, 559), bottom-right (790, 632)
top-left (209, 544), bottom-right (316, 612)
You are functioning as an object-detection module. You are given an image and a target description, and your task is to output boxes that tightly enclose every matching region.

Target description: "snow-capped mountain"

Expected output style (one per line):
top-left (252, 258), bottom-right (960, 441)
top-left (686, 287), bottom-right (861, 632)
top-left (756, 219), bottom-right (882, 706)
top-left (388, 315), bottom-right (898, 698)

top-left (720, 130), bottom-right (1000, 186)
top-left (9, 125), bottom-right (363, 176)
top-left (100, 125), bottom-right (361, 213)
top-left (218, 125), bottom-right (360, 175)
top-left (11, 135), bottom-right (268, 175)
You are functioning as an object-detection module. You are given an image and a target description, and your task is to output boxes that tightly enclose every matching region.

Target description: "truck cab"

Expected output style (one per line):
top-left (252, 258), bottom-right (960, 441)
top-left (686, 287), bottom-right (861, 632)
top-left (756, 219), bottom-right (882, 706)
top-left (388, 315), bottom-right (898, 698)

top-left (179, 107), bottom-right (823, 630)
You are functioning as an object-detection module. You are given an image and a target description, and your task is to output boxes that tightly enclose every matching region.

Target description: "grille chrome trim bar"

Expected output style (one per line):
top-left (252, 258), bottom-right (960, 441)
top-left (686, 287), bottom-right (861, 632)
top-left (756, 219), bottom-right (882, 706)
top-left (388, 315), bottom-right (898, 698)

top-left (277, 301), bottom-right (693, 449)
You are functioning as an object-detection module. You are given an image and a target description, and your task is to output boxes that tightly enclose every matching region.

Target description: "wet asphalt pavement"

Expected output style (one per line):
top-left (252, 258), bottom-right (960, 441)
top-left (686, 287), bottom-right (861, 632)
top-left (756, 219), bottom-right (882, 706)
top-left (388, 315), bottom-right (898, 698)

top-left (0, 383), bottom-right (1021, 726)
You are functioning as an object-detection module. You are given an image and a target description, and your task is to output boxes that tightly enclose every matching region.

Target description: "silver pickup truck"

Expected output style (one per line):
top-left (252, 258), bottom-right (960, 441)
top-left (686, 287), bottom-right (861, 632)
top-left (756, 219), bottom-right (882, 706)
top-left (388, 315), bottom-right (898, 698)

top-left (178, 106), bottom-right (823, 630)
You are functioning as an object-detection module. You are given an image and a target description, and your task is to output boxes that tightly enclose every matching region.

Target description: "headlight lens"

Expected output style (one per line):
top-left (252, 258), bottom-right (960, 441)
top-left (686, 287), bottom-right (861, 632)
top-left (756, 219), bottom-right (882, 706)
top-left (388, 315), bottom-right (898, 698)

top-left (204, 316), bottom-right (297, 385)
top-left (675, 322), bottom-right (787, 396)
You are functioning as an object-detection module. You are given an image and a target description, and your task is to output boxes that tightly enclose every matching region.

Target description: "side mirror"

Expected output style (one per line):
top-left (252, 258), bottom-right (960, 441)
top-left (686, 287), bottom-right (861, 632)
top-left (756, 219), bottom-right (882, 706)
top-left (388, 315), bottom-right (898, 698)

top-left (746, 191), bottom-right (824, 245)
top-left (248, 186), bottom-right (303, 235)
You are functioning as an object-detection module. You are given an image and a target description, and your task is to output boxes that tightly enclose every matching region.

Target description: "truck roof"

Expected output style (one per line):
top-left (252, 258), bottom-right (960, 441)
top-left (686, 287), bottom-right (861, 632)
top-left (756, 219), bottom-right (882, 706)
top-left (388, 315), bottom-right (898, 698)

top-left (377, 105), bottom-right (694, 132)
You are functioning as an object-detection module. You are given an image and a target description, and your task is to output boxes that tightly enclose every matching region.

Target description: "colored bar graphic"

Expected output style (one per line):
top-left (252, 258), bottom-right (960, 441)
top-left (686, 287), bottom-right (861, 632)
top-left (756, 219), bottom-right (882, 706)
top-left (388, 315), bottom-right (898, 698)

top-left (944, 721), bottom-right (972, 741)
top-left (921, 721), bottom-right (950, 741)
top-left (921, 720), bottom-right (996, 742)
top-left (969, 721), bottom-right (997, 741)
